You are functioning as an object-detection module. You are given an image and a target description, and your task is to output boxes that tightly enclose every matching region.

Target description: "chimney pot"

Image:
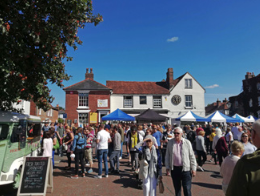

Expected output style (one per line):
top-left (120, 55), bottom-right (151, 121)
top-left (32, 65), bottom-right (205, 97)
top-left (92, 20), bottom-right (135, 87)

top-left (85, 68), bottom-right (94, 80)
top-left (86, 68), bottom-right (89, 73)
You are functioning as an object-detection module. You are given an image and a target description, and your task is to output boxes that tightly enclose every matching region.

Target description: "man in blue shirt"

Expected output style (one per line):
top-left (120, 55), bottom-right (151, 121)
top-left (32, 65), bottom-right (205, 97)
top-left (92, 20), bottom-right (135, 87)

top-left (152, 125), bottom-right (162, 172)
top-left (152, 125), bottom-right (162, 147)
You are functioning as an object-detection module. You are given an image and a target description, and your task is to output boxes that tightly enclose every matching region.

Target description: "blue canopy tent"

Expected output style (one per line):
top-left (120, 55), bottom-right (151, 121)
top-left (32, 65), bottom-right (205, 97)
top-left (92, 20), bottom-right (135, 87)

top-left (102, 108), bottom-right (135, 121)
top-left (205, 111), bottom-right (239, 123)
top-left (247, 115), bottom-right (258, 122)
top-left (232, 114), bottom-right (251, 123)
top-left (175, 111), bottom-right (207, 122)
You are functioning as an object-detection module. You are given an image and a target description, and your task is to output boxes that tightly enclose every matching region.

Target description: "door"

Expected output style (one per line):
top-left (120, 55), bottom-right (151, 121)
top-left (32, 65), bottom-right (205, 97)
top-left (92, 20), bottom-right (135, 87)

top-left (0, 124), bottom-right (9, 172)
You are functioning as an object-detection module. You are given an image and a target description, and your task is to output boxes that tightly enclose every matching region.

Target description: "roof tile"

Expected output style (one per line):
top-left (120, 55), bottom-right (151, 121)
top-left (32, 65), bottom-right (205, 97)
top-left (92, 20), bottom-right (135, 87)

top-left (106, 81), bottom-right (169, 94)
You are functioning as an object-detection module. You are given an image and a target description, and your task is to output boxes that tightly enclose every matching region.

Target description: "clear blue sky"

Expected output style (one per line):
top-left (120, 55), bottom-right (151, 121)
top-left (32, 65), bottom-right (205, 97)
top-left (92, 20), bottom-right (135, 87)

top-left (49, 0), bottom-right (260, 109)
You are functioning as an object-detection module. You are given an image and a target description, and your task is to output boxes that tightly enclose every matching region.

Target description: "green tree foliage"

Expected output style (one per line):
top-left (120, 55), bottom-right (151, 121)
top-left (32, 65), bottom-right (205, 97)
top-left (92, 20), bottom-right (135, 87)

top-left (0, 0), bottom-right (102, 111)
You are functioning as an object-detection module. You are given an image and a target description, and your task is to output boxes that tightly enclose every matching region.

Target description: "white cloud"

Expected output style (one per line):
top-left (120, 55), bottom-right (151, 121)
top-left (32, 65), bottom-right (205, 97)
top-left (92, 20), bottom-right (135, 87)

top-left (205, 84), bottom-right (219, 89)
top-left (167, 37), bottom-right (179, 42)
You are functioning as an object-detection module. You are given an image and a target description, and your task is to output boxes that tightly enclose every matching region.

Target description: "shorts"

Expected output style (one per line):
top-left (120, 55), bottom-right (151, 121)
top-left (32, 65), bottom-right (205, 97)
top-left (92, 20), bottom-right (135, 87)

top-left (84, 148), bottom-right (93, 163)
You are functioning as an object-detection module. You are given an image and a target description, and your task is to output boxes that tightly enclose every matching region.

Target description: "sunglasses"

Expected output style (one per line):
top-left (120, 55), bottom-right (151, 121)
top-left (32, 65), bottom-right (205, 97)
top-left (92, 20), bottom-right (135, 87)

top-left (146, 140), bottom-right (152, 143)
top-left (174, 132), bottom-right (180, 135)
top-left (242, 135), bottom-right (248, 137)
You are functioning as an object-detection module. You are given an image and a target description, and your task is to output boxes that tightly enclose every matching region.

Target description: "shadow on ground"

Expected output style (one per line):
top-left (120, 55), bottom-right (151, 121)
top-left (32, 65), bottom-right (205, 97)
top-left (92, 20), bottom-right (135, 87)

top-left (192, 182), bottom-right (222, 190)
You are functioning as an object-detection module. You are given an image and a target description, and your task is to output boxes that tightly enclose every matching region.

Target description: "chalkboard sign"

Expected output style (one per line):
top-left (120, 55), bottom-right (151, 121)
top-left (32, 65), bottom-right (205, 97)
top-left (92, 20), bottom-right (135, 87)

top-left (17, 157), bottom-right (53, 196)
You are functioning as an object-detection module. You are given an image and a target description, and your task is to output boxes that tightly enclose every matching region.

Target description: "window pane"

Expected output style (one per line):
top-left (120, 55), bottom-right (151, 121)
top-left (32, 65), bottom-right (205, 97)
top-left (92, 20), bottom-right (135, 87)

top-left (124, 96), bottom-right (133, 108)
top-left (79, 93), bottom-right (88, 107)
top-left (0, 124), bottom-right (9, 140)
top-left (153, 96), bottom-right (162, 108)
top-left (140, 96), bottom-right (147, 104)
top-left (185, 95), bottom-right (192, 107)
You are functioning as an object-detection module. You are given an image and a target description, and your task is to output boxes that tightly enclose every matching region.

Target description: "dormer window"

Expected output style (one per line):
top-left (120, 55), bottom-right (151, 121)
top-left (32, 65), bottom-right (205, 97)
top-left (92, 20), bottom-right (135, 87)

top-left (185, 79), bottom-right (192, 89)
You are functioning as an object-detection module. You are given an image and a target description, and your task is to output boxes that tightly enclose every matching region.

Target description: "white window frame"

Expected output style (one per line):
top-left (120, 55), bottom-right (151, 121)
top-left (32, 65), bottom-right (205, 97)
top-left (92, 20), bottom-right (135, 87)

top-left (249, 99), bottom-right (253, 107)
top-left (78, 93), bottom-right (89, 107)
top-left (153, 96), bottom-right (162, 108)
top-left (185, 79), bottom-right (192, 89)
top-left (235, 101), bottom-right (238, 108)
top-left (123, 96), bottom-right (133, 108)
top-left (257, 83), bottom-right (260, 90)
top-left (38, 108), bottom-right (41, 115)
top-left (140, 96), bottom-right (147, 105)
top-left (185, 95), bottom-right (193, 108)
top-left (78, 113), bottom-right (88, 125)
top-left (225, 110), bottom-right (229, 115)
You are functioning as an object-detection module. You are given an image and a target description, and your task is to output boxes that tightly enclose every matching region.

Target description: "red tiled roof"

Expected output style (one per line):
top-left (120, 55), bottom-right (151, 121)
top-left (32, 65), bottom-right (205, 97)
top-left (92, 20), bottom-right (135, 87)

top-left (205, 101), bottom-right (229, 114)
top-left (106, 81), bottom-right (170, 94)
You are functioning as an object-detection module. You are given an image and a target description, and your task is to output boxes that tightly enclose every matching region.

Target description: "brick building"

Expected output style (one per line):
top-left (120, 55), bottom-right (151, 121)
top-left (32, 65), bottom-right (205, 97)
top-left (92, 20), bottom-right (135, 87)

top-left (64, 68), bottom-right (111, 127)
top-left (205, 98), bottom-right (230, 116)
top-left (30, 101), bottom-right (59, 122)
top-left (229, 72), bottom-right (260, 118)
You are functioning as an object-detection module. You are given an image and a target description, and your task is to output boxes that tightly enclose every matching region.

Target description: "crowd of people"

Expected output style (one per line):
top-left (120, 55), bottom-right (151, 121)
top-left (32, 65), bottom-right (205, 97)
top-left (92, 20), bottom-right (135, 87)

top-left (40, 120), bottom-right (260, 196)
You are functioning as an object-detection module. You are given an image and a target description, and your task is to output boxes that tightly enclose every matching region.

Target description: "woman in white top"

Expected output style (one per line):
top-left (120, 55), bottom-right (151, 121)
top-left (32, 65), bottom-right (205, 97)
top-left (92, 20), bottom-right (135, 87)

top-left (220, 141), bottom-right (244, 194)
top-left (225, 127), bottom-right (233, 154)
top-left (241, 132), bottom-right (257, 156)
top-left (42, 131), bottom-right (53, 157)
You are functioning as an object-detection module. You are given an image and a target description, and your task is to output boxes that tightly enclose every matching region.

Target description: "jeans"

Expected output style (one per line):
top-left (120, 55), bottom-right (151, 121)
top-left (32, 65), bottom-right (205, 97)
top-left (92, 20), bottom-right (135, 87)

top-left (161, 148), bottom-right (166, 165)
top-left (66, 152), bottom-right (71, 167)
top-left (205, 138), bottom-right (210, 154)
top-left (74, 149), bottom-right (85, 175)
top-left (120, 142), bottom-right (123, 157)
top-left (110, 150), bottom-right (120, 171)
top-left (52, 150), bottom-right (55, 167)
top-left (130, 151), bottom-right (139, 169)
top-left (197, 150), bottom-right (207, 167)
top-left (171, 167), bottom-right (192, 196)
top-left (217, 151), bottom-right (227, 166)
top-left (58, 145), bottom-right (63, 157)
top-left (98, 149), bottom-right (108, 176)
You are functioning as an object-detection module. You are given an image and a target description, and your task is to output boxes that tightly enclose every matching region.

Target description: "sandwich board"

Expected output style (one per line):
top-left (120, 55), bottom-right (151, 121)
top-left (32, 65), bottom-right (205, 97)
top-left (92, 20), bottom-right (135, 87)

top-left (17, 157), bottom-right (53, 196)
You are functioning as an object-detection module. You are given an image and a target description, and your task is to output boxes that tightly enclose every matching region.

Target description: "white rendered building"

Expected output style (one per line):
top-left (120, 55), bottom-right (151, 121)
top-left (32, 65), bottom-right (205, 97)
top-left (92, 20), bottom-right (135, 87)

top-left (106, 68), bottom-right (205, 124)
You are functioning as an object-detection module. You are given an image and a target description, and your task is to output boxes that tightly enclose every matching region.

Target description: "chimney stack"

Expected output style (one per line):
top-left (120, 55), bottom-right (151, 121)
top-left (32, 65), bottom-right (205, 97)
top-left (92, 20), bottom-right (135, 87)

top-left (166, 68), bottom-right (174, 89)
top-left (85, 68), bottom-right (94, 80)
top-left (245, 72), bottom-right (255, 80)
top-left (216, 98), bottom-right (221, 107)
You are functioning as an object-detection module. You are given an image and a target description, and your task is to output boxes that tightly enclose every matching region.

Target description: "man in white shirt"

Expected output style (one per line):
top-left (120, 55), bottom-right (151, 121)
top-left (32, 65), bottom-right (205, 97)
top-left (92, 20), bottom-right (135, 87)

top-left (232, 122), bottom-right (242, 140)
top-left (95, 124), bottom-right (111, 179)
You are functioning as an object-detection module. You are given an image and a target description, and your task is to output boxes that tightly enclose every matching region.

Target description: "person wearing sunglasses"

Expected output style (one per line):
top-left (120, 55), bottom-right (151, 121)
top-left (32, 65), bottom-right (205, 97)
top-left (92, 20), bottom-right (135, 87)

top-left (165, 127), bottom-right (196, 196)
top-left (135, 135), bottom-right (162, 196)
top-left (226, 119), bottom-right (260, 196)
top-left (241, 132), bottom-right (256, 156)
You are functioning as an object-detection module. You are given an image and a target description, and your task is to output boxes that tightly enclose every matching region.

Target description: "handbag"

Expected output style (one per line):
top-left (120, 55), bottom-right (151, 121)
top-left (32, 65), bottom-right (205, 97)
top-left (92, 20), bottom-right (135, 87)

top-left (158, 179), bottom-right (164, 194)
top-left (63, 143), bottom-right (68, 151)
top-left (53, 140), bottom-right (60, 150)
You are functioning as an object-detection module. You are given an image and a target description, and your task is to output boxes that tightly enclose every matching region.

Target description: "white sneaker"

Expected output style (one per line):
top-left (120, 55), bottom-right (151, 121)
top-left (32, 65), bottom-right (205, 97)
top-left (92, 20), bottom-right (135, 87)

top-left (94, 175), bottom-right (102, 179)
top-left (119, 157), bottom-right (122, 160)
top-left (85, 163), bottom-right (90, 167)
top-left (198, 166), bottom-right (204, 172)
top-left (105, 175), bottom-right (108, 178)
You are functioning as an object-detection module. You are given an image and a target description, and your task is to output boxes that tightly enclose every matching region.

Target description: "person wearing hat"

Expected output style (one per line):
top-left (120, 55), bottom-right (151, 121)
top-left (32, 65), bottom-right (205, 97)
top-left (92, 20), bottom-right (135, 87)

top-left (135, 135), bottom-right (162, 196)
